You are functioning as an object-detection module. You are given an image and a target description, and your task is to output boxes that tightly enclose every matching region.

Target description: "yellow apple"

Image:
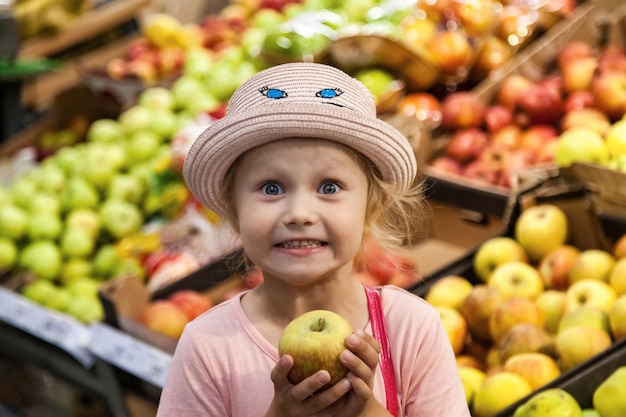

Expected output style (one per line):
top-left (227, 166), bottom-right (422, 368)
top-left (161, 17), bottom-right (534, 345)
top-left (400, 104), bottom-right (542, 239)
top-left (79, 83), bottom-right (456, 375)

top-left (535, 290), bottom-right (567, 334)
top-left (278, 310), bottom-right (353, 386)
top-left (609, 257), bottom-right (626, 295)
top-left (473, 372), bottom-right (533, 417)
top-left (498, 323), bottom-right (556, 364)
top-left (457, 354), bottom-right (485, 371)
top-left (569, 249), bottom-right (616, 284)
top-left (555, 326), bottom-right (612, 372)
top-left (504, 352), bottom-right (561, 390)
top-left (609, 294), bottom-right (626, 341)
top-left (473, 237), bottom-right (529, 282)
top-left (488, 262), bottom-right (544, 299)
top-left (592, 366), bottom-right (626, 417)
top-left (489, 297), bottom-right (545, 344)
top-left (425, 275), bottom-right (473, 310)
top-left (514, 388), bottom-right (584, 417)
top-left (460, 285), bottom-right (506, 343)
top-left (565, 279), bottom-right (618, 313)
top-left (558, 306), bottom-right (610, 334)
top-left (458, 366), bottom-right (486, 408)
top-left (613, 233), bottom-right (626, 259)
top-left (514, 204), bottom-right (568, 263)
top-left (436, 306), bottom-right (469, 355)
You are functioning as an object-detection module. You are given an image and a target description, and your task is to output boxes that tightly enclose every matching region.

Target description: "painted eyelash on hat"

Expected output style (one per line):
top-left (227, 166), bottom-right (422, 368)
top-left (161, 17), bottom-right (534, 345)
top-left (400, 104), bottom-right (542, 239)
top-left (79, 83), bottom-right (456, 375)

top-left (259, 86), bottom-right (347, 108)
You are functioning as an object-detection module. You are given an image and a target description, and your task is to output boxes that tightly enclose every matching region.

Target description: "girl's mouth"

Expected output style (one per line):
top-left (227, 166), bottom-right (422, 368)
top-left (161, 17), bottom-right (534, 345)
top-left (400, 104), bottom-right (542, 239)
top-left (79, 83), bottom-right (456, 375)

top-left (276, 240), bottom-right (327, 249)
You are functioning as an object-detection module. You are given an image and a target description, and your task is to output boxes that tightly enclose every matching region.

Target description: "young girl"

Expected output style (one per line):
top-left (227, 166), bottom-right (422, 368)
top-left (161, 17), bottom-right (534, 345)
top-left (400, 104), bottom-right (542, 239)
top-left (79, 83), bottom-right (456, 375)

top-left (156, 62), bottom-right (470, 417)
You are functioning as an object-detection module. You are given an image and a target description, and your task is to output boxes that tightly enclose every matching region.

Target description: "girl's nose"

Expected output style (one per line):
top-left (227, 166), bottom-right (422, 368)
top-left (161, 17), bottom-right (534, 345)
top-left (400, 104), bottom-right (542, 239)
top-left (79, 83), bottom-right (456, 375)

top-left (282, 192), bottom-right (319, 226)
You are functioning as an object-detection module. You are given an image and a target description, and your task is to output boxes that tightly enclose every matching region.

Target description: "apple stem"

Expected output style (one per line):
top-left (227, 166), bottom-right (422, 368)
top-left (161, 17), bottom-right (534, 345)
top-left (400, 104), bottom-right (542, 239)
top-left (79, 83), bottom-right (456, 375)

top-left (310, 317), bottom-right (326, 332)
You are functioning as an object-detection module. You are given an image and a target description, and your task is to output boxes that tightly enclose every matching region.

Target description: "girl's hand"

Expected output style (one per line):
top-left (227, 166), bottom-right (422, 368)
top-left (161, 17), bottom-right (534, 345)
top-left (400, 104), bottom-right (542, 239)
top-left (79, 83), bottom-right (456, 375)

top-left (265, 354), bottom-right (353, 417)
top-left (335, 329), bottom-right (391, 417)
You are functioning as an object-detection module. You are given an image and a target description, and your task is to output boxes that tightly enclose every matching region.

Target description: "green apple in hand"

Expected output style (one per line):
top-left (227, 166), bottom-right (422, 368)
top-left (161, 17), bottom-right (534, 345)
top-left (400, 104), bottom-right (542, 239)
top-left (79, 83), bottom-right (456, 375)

top-left (279, 310), bottom-right (353, 387)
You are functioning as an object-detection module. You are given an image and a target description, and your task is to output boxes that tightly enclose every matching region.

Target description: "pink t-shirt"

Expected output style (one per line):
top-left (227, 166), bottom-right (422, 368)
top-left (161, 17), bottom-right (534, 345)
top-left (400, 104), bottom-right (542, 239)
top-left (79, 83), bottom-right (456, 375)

top-left (156, 285), bottom-right (470, 417)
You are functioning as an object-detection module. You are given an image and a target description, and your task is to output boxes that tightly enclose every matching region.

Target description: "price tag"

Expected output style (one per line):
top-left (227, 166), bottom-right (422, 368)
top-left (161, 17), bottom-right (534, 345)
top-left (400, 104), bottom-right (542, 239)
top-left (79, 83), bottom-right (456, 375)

top-left (0, 287), bottom-right (95, 367)
top-left (89, 322), bottom-right (172, 388)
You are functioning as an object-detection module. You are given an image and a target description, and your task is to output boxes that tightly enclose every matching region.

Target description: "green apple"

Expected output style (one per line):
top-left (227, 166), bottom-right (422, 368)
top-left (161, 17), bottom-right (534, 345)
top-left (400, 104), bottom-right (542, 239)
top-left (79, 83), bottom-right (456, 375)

top-left (513, 388), bottom-right (583, 417)
top-left (125, 130), bottom-right (161, 164)
top-left (87, 118), bottom-right (125, 143)
top-left (171, 76), bottom-right (211, 109)
top-left (60, 177), bottom-right (100, 211)
top-left (60, 227), bottom-right (95, 258)
top-left (106, 173), bottom-right (146, 205)
top-left (21, 279), bottom-right (57, 304)
top-left (149, 108), bottom-right (179, 140)
top-left (51, 146), bottom-right (84, 176)
top-left (473, 237), bottom-right (529, 282)
top-left (19, 240), bottom-right (63, 280)
top-left (354, 68), bottom-right (397, 104)
top-left (60, 257), bottom-right (94, 285)
top-left (582, 409), bottom-right (601, 417)
top-left (80, 146), bottom-right (124, 190)
top-left (0, 204), bottom-right (28, 240)
top-left (10, 176), bottom-right (37, 209)
top-left (111, 256), bottom-right (146, 281)
top-left (0, 237), bottom-right (18, 270)
top-left (593, 366), bottom-right (626, 417)
top-left (535, 290), bottom-right (567, 334)
top-left (43, 285), bottom-right (73, 311)
top-left (65, 276), bottom-right (101, 299)
top-left (566, 279), bottom-right (618, 313)
top-left (558, 306), bottom-right (610, 334)
top-left (555, 326), bottom-right (612, 372)
top-left (64, 295), bottom-right (104, 323)
top-left (606, 120), bottom-right (626, 158)
top-left (92, 244), bottom-right (121, 278)
top-left (119, 105), bottom-right (155, 134)
top-left (488, 262), bottom-right (545, 299)
top-left (138, 86), bottom-right (175, 111)
top-left (555, 127), bottom-right (610, 167)
top-left (65, 208), bottom-right (101, 238)
top-left (29, 191), bottom-right (62, 215)
top-left (609, 294), bottom-right (626, 341)
top-left (99, 198), bottom-right (144, 239)
top-left (32, 164), bottom-right (66, 193)
top-left (473, 372), bottom-right (532, 417)
top-left (278, 309), bottom-right (353, 386)
top-left (26, 211), bottom-right (63, 241)
top-left (515, 204), bottom-right (569, 263)
top-left (569, 249), bottom-right (615, 284)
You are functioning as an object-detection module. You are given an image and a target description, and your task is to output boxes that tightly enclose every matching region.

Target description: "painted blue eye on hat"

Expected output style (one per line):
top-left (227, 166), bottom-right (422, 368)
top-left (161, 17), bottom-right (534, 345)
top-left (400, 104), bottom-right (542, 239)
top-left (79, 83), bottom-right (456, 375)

top-left (183, 62), bottom-right (417, 217)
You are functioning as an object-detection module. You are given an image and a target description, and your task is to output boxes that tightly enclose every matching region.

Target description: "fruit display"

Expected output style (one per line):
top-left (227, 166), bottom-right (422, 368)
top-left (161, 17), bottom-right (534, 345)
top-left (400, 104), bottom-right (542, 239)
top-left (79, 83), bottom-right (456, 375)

top-left (420, 202), bottom-right (626, 416)
top-left (14, 0), bottom-right (92, 39)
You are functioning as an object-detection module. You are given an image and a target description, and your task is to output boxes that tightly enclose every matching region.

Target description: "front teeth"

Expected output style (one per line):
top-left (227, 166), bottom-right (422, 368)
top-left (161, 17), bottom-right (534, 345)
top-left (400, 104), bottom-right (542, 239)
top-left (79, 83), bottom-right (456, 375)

top-left (279, 240), bottom-right (322, 248)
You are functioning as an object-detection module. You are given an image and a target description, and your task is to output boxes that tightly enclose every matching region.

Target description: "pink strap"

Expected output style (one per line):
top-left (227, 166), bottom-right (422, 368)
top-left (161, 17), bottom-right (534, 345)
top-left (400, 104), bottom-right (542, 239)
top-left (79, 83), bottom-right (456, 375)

top-left (364, 286), bottom-right (399, 417)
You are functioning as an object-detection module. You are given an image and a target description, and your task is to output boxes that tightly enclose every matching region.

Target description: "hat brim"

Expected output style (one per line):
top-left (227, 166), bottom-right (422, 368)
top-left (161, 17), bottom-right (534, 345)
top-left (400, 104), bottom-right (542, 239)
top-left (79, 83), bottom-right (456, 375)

top-left (183, 101), bottom-right (416, 216)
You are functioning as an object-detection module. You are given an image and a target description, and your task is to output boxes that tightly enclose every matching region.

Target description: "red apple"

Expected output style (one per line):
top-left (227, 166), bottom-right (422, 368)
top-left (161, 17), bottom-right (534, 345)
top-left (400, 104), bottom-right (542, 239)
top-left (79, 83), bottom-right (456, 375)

top-left (441, 92), bottom-right (486, 131)
top-left (561, 56), bottom-right (598, 94)
top-left (564, 91), bottom-right (595, 112)
top-left (519, 125), bottom-right (559, 154)
top-left (498, 149), bottom-right (536, 188)
top-left (535, 137), bottom-right (559, 163)
top-left (538, 245), bottom-right (581, 290)
top-left (429, 155), bottom-right (464, 175)
top-left (484, 104), bottom-right (514, 133)
top-left (463, 159), bottom-right (501, 185)
top-left (139, 300), bottom-right (190, 339)
top-left (557, 41), bottom-right (595, 71)
top-left (596, 46), bottom-right (626, 75)
top-left (514, 83), bottom-right (564, 126)
top-left (169, 290), bottom-right (213, 321)
top-left (497, 74), bottom-right (534, 110)
top-left (492, 124), bottom-right (523, 149)
top-left (592, 70), bottom-right (626, 121)
top-left (397, 92), bottom-right (442, 125)
top-left (429, 29), bottom-right (474, 75)
top-left (561, 107), bottom-right (612, 137)
top-left (445, 128), bottom-right (491, 163)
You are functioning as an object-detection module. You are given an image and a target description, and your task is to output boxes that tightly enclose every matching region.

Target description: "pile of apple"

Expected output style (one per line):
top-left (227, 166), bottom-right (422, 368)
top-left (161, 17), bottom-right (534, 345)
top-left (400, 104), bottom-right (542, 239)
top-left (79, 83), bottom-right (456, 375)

top-left (512, 367), bottom-right (626, 417)
top-left (426, 39), bottom-right (626, 188)
top-left (423, 204), bottom-right (626, 417)
top-left (0, 84), bottom-right (219, 323)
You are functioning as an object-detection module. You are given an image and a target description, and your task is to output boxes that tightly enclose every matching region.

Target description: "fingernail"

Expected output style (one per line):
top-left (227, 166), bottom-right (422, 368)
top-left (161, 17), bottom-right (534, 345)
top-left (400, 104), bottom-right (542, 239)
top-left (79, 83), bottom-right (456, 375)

top-left (347, 334), bottom-right (359, 346)
top-left (340, 379), bottom-right (351, 390)
top-left (317, 372), bottom-right (330, 384)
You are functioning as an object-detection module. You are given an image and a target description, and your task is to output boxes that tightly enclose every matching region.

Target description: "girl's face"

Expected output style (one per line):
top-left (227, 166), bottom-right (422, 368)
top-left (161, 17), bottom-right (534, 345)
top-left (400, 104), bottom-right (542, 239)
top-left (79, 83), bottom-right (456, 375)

top-left (232, 138), bottom-right (369, 287)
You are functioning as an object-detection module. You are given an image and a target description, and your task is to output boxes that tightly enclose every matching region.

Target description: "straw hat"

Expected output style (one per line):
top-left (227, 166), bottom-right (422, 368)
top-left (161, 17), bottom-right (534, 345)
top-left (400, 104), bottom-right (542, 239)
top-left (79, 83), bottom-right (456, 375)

top-left (183, 62), bottom-right (417, 216)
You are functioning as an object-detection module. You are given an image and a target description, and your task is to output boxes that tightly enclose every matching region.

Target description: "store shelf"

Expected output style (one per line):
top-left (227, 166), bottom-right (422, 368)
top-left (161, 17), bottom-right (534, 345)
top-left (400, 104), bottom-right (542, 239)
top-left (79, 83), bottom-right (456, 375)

top-left (18, 0), bottom-right (150, 60)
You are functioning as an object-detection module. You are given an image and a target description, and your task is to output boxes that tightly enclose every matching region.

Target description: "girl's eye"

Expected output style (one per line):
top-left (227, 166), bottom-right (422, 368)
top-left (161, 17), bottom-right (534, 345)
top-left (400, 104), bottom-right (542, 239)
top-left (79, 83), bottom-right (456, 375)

top-left (261, 183), bottom-right (283, 195)
top-left (319, 182), bottom-right (339, 194)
